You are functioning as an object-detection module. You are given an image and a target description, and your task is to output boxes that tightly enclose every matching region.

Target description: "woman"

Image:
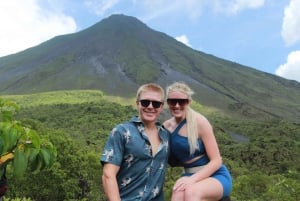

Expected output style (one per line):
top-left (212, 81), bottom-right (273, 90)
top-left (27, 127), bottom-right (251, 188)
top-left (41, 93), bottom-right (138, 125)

top-left (164, 82), bottom-right (232, 201)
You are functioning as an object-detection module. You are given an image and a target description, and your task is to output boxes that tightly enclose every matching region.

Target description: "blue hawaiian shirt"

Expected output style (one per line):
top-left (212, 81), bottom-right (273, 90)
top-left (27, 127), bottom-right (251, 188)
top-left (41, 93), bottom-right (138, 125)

top-left (101, 116), bottom-right (169, 201)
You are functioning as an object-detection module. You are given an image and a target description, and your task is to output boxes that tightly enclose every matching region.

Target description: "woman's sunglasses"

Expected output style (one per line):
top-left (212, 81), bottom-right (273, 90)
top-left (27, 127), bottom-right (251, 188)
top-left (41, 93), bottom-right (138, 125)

top-left (167, 98), bottom-right (189, 106)
top-left (139, 99), bottom-right (163, 109)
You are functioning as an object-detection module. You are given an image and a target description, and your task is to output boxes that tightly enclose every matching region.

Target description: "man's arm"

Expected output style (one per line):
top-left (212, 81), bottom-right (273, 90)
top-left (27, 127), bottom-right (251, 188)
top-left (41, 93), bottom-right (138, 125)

top-left (102, 163), bottom-right (121, 201)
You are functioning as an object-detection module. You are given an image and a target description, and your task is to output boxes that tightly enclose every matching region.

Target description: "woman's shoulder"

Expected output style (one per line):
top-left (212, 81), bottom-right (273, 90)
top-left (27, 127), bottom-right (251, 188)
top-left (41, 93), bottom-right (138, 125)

top-left (163, 118), bottom-right (175, 132)
top-left (163, 117), bottom-right (172, 125)
top-left (194, 112), bottom-right (207, 121)
top-left (195, 113), bottom-right (212, 129)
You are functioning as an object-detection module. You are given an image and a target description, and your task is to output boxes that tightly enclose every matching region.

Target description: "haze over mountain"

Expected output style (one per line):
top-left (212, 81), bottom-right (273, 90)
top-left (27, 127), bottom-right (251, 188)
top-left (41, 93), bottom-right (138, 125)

top-left (0, 14), bottom-right (299, 121)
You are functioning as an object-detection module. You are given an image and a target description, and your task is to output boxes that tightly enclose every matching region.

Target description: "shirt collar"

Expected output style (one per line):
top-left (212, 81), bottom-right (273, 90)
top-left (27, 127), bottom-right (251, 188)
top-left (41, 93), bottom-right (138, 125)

top-left (130, 116), bottom-right (163, 131)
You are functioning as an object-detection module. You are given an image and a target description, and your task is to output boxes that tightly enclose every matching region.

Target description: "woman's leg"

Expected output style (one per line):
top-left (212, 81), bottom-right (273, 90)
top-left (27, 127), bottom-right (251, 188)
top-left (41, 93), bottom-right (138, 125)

top-left (184, 177), bottom-right (223, 201)
top-left (171, 188), bottom-right (185, 201)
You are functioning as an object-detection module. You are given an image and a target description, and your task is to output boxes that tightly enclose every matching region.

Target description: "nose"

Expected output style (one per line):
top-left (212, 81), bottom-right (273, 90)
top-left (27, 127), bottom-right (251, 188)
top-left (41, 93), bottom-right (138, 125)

top-left (174, 102), bottom-right (180, 107)
top-left (148, 102), bottom-right (154, 108)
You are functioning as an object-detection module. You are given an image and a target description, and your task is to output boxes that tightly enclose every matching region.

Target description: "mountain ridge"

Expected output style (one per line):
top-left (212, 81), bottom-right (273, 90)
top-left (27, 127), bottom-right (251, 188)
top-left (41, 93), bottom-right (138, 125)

top-left (0, 14), bottom-right (299, 121)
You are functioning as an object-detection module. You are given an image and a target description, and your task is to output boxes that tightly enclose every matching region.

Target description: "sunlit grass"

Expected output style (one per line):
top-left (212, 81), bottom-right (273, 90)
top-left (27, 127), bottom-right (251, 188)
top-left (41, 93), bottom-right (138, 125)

top-left (1, 90), bottom-right (222, 117)
top-left (1, 90), bottom-right (136, 108)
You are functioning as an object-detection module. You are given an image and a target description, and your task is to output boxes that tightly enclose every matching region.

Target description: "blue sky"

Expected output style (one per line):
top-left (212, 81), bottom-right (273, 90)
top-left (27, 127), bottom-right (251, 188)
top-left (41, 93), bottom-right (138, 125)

top-left (1, 0), bottom-right (300, 82)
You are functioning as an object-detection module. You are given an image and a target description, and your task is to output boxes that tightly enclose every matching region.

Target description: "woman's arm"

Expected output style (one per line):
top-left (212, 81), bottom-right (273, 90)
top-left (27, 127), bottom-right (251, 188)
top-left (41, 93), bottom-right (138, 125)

top-left (190, 114), bottom-right (222, 182)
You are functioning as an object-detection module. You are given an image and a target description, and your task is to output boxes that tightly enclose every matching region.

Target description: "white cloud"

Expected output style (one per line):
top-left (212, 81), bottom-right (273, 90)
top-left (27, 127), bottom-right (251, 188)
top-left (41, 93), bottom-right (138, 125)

top-left (275, 51), bottom-right (300, 82)
top-left (84, 0), bottom-right (119, 16)
top-left (212, 0), bottom-right (265, 15)
top-left (281, 0), bottom-right (300, 46)
top-left (0, 0), bottom-right (77, 57)
top-left (175, 35), bottom-right (192, 47)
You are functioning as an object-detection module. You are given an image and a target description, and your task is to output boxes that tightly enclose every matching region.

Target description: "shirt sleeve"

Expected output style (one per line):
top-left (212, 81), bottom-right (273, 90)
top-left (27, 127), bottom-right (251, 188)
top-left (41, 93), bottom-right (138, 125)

top-left (100, 125), bottom-right (125, 166)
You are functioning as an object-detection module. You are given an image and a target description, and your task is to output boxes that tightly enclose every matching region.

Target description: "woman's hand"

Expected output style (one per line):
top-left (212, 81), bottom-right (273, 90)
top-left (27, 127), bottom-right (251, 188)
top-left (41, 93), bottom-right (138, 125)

top-left (173, 176), bottom-right (195, 191)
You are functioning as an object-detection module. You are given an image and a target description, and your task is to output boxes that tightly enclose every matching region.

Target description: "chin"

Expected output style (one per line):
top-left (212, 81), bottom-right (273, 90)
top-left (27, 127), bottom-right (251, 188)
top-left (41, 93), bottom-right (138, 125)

top-left (142, 114), bottom-right (157, 121)
top-left (172, 112), bottom-right (184, 118)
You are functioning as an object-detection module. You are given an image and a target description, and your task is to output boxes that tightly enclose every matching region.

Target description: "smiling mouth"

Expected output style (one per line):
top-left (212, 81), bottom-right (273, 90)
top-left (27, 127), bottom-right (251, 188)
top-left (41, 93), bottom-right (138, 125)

top-left (172, 107), bottom-right (184, 110)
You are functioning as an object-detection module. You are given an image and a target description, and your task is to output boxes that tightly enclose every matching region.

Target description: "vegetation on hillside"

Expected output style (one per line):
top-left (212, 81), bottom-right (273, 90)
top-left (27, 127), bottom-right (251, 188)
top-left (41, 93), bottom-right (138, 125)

top-left (1, 91), bottom-right (299, 201)
top-left (1, 14), bottom-right (300, 122)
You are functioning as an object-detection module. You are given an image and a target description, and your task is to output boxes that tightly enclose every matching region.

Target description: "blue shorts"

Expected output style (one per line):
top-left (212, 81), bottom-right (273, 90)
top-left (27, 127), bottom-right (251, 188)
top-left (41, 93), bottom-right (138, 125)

top-left (183, 164), bottom-right (232, 197)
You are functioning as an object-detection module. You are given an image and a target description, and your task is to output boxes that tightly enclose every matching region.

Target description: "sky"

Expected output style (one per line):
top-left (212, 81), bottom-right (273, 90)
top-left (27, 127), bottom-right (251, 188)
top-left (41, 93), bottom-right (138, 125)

top-left (1, 0), bottom-right (300, 82)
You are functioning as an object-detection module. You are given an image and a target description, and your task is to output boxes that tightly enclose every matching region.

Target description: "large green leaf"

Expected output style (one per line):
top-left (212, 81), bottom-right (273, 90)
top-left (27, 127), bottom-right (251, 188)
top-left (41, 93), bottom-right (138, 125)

top-left (25, 129), bottom-right (41, 149)
top-left (8, 126), bottom-right (20, 149)
top-left (24, 147), bottom-right (39, 163)
top-left (28, 155), bottom-right (41, 172)
top-left (0, 122), bottom-right (19, 153)
top-left (41, 140), bottom-right (57, 165)
top-left (13, 149), bottom-right (27, 177)
top-left (1, 124), bottom-right (11, 153)
top-left (40, 148), bottom-right (51, 166)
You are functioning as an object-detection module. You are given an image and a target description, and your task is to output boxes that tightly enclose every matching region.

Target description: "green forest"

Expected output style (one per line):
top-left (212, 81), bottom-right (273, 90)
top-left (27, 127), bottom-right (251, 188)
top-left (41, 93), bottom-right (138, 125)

top-left (0, 90), bottom-right (299, 201)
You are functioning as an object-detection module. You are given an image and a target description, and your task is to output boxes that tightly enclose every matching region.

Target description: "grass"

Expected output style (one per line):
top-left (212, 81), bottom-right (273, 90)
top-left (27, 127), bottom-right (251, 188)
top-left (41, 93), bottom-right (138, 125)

top-left (1, 90), bottom-right (219, 117)
top-left (1, 90), bottom-right (115, 108)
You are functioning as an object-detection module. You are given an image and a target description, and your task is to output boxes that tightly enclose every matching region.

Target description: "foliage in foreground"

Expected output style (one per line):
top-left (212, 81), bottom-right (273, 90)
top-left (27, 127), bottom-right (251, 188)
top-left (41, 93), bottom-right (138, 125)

top-left (0, 99), bottom-right (57, 178)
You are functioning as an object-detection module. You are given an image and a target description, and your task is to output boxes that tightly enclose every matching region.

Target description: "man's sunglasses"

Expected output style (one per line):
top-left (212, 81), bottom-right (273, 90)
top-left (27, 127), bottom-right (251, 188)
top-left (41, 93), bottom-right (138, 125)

top-left (139, 99), bottom-right (163, 109)
top-left (167, 98), bottom-right (189, 106)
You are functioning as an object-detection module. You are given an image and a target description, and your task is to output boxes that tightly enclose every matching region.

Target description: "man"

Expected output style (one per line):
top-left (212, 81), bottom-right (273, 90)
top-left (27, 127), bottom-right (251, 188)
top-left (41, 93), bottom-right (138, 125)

top-left (101, 83), bottom-right (169, 201)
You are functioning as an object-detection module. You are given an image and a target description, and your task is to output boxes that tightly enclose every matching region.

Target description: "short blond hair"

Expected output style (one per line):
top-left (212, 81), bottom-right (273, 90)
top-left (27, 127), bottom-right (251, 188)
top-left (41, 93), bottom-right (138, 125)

top-left (136, 83), bottom-right (165, 102)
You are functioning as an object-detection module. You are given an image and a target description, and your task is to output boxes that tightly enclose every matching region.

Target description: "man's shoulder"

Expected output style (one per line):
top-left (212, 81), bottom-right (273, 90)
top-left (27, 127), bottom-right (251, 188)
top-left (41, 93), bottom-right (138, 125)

top-left (114, 118), bottom-right (140, 132)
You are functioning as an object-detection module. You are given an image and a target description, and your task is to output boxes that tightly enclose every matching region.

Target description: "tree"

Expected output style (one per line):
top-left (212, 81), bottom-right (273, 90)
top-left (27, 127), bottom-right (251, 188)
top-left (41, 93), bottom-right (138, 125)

top-left (0, 99), bottom-right (57, 199)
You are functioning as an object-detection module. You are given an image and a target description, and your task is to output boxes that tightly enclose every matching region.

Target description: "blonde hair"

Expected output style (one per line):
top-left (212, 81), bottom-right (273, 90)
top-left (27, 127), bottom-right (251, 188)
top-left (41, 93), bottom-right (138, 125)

top-left (166, 82), bottom-right (199, 154)
top-left (136, 83), bottom-right (165, 102)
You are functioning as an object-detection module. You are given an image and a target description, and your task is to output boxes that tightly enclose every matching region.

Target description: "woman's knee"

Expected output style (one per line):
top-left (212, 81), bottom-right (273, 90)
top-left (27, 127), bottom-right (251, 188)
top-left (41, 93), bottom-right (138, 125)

top-left (184, 186), bottom-right (202, 199)
top-left (171, 190), bottom-right (184, 201)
